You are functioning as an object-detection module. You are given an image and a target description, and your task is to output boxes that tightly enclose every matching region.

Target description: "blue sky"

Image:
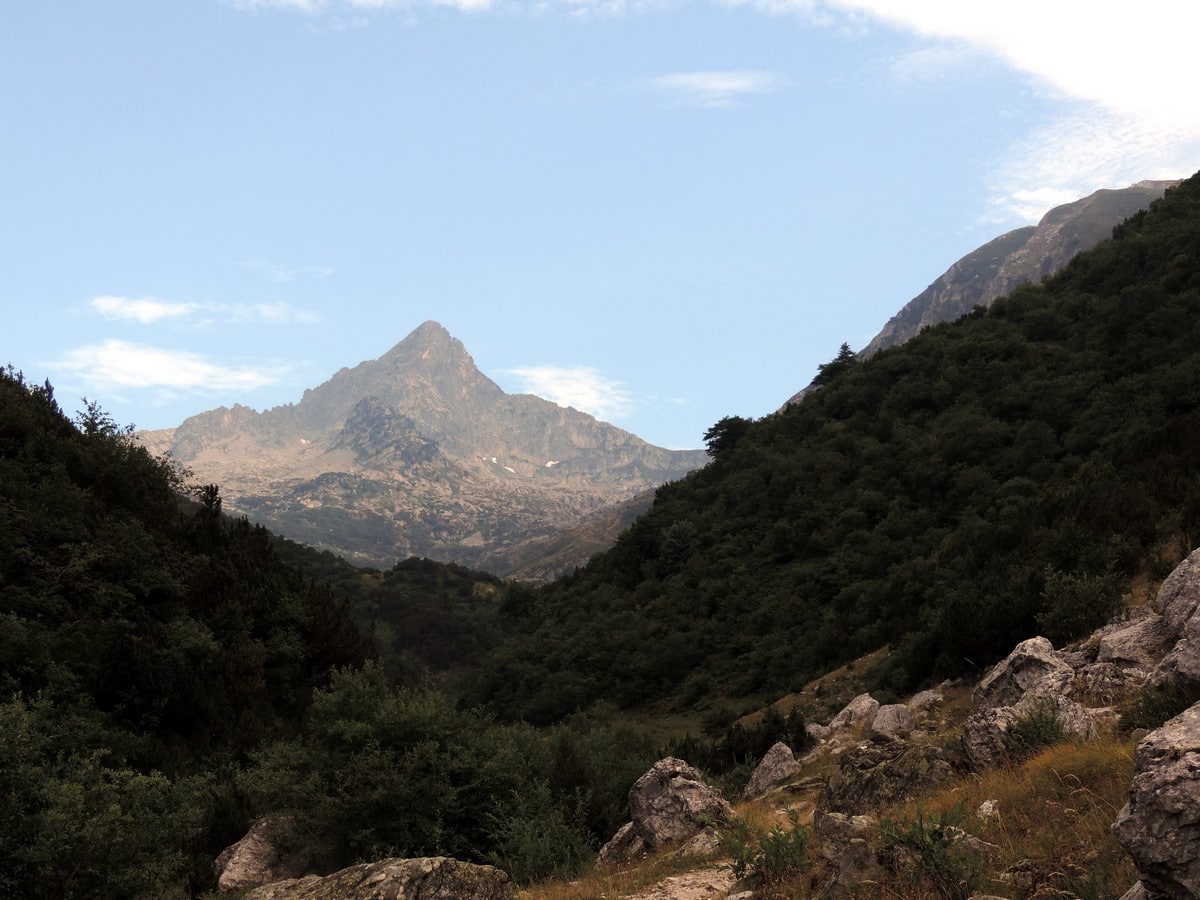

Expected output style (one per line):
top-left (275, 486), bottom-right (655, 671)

top-left (4, 1), bottom-right (1198, 450)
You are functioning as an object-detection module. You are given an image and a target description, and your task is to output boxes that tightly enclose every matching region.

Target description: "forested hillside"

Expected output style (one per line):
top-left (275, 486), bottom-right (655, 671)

top-left (0, 370), bottom-right (721, 895)
top-left (470, 173), bottom-right (1200, 724)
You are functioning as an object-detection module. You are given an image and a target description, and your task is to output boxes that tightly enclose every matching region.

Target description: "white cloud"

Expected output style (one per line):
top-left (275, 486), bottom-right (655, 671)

top-left (812, 1), bottom-right (1200, 222)
top-left (47, 340), bottom-right (292, 395)
top-left (506, 365), bottom-right (633, 421)
top-left (91, 295), bottom-right (202, 324)
top-left (652, 70), bottom-right (787, 107)
top-left (241, 259), bottom-right (335, 282)
top-left (88, 294), bottom-right (320, 327)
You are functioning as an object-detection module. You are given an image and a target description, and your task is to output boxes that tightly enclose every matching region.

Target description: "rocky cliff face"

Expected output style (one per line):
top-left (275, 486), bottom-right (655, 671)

top-left (140, 322), bottom-right (706, 574)
top-left (862, 180), bottom-right (1177, 357)
top-left (781, 180), bottom-right (1177, 409)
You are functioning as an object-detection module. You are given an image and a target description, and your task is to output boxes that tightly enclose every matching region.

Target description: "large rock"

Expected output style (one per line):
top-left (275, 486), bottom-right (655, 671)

top-left (742, 742), bottom-right (801, 799)
top-left (819, 742), bottom-right (958, 817)
top-left (1151, 549), bottom-right (1200, 634)
top-left (961, 693), bottom-right (1099, 771)
top-left (244, 857), bottom-right (515, 900)
top-left (828, 693), bottom-right (880, 732)
top-left (870, 704), bottom-right (915, 741)
top-left (601, 757), bottom-right (733, 862)
top-left (1113, 703), bottom-right (1200, 899)
top-left (596, 822), bottom-right (646, 866)
top-left (1098, 614), bottom-right (1177, 671)
top-left (972, 637), bottom-right (1074, 710)
top-left (216, 817), bottom-right (307, 893)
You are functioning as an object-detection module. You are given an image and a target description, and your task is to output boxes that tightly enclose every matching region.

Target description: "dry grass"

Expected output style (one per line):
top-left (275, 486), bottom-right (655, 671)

top-left (845, 736), bottom-right (1139, 900)
top-left (517, 849), bottom-right (713, 900)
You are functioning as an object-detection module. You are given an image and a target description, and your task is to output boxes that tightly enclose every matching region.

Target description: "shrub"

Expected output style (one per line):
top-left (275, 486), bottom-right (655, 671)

top-left (719, 808), bottom-right (810, 886)
top-left (1004, 701), bottom-right (1066, 760)
top-left (880, 803), bottom-right (983, 900)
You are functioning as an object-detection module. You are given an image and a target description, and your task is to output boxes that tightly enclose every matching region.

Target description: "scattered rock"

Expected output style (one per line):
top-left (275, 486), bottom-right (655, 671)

top-left (1078, 661), bottom-right (1149, 705)
top-left (972, 637), bottom-right (1074, 710)
top-left (1098, 613), bottom-right (1177, 670)
top-left (600, 757), bottom-right (733, 863)
top-left (1151, 548), bottom-right (1200, 633)
top-left (244, 856), bottom-right (514, 900)
top-left (814, 812), bottom-right (876, 863)
top-left (1118, 881), bottom-right (1152, 900)
top-left (906, 690), bottom-right (943, 714)
top-left (828, 693), bottom-right (880, 732)
top-left (1113, 703), bottom-right (1200, 899)
top-left (806, 721), bottom-right (832, 743)
top-left (674, 826), bottom-right (723, 860)
top-left (819, 742), bottom-right (958, 817)
top-left (976, 799), bottom-right (999, 820)
top-left (743, 742), bottom-right (801, 799)
top-left (596, 822), bottom-right (646, 867)
top-left (870, 704), bottom-right (915, 741)
top-left (215, 817), bottom-right (307, 894)
top-left (961, 692), bottom-right (1098, 771)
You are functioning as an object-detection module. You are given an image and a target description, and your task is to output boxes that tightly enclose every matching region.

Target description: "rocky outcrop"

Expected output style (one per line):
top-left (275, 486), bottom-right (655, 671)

top-left (216, 818), bottom-right (307, 893)
top-left (599, 758), bottom-right (733, 863)
top-left (243, 857), bottom-right (515, 900)
top-left (828, 693), bottom-right (880, 733)
top-left (140, 320), bottom-right (707, 578)
top-left (818, 742), bottom-right (959, 818)
top-left (972, 637), bottom-right (1074, 709)
top-left (1113, 703), bottom-right (1200, 899)
top-left (870, 704), bottom-right (915, 742)
top-left (742, 742), bottom-right (801, 799)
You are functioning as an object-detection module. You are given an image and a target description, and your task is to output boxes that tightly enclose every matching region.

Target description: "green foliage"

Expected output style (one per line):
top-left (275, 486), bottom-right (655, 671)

top-left (472, 174), bottom-right (1200, 720)
top-left (664, 704), bottom-right (810, 782)
top-left (1122, 680), bottom-right (1199, 733)
top-left (703, 415), bottom-right (753, 457)
top-left (1003, 702), bottom-right (1067, 761)
top-left (880, 803), bottom-right (984, 900)
top-left (719, 808), bottom-right (811, 885)
top-left (484, 782), bottom-right (594, 885)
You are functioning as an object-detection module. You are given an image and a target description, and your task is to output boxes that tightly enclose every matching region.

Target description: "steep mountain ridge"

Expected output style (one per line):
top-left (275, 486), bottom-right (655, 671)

top-left (862, 180), bottom-right (1177, 356)
top-left (140, 322), bottom-right (706, 573)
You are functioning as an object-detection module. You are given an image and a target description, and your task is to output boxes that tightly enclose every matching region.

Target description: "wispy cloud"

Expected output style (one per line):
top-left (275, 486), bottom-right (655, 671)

top-left (87, 295), bottom-right (320, 327)
top-left (813, 1), bottom-right (1200, 222)
top-left (505, 365), bottom-right (632, 421)
top-left (651, 70), bottom-right (787, 108)
top-left (47, 340), bottom-right (292, 396)
top-left (240, 259), bottom-right (335, 283)
top-left (226, 0), bottom-right (493, 13)
top-left (91, 295), bottom-right (202, 324)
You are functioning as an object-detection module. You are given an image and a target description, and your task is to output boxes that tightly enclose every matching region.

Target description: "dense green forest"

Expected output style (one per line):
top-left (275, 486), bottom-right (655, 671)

top-left (0, 370), bottom-right (802, 895)
top-left (469, 173), bottom-right (1200, 723)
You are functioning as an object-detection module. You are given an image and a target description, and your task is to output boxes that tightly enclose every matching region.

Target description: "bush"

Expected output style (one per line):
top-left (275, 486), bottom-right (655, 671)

top-left (1004, 702), bottom-right (1066, 760)
top-left (880, 803), bottom-right (983, 900)
top-left (1122, 681), bottom-right (1198, 733)
top-left (719, 808), bottom-right (810, 886)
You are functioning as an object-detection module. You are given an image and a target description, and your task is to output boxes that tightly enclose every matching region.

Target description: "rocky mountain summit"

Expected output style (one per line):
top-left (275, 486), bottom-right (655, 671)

top-left (783, 180), bottom-right (1176, 408)
top-left (139, 321), bottom-right (706, 574)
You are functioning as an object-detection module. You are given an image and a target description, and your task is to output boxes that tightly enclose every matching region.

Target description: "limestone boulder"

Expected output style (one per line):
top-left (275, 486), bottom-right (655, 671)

top-left (244, 857), bottom-right (514, 900)
top-left (1098, 613), bottom-right (1177, 670)
top-left (742, 741), bottom-right (801, 799)
top-left (1151, 548), bottom-right (1200, 634)
top-left (961, 693), bottom-right (1098, 771)
top-left (603, 757), bottom-right (733, 860)
top-left (906, 690), bottom-right (943, 715)
top-left (870, 704), bottom-right (915, 741)
top-left (1113, 703), bottom-right (1200, 899)
top-left (972, 637), bottom-right (1074, 710)
top-left (828, 693), bottom-right (880, 732)
top-left (216, 817), bottom-right (307, 894)
top-left (596, 822), bottom-right (646, 866)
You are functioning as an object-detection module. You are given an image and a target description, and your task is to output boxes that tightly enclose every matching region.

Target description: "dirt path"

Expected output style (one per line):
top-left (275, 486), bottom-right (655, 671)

top-left (623, 866), bottom-right (737, 900)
